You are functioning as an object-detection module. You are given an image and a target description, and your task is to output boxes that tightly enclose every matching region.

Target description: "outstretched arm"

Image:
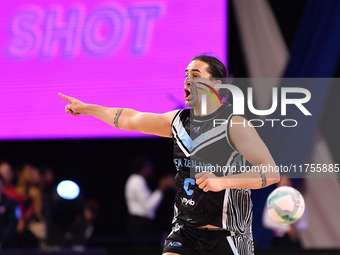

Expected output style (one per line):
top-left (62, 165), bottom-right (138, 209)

top-left (196, 115), bottom-right (280, 191)
top-left (59, 93), bottom-right (178, 138)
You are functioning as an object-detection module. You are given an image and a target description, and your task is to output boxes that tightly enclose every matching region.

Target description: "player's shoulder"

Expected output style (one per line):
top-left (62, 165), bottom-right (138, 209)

top-left (164, 109), bottom-right (180, 116)
top-left (164, 109), bottom-right (181, 125)
top-left (230, 115), bottom-right (247, 122)
top-left (169, 109), bottom-right (191, 126)
top-left (229, 115), bottom-right (251, 133)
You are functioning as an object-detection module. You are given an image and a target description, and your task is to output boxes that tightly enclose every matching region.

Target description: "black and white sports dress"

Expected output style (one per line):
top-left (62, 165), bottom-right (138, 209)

top-left (170, 103), bottom-right (254, 255)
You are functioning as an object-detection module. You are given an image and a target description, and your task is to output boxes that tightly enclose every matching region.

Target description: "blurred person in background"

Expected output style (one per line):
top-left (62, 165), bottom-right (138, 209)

top-left (5, 164), bottom-right (44, 249)
top-left (29, 166), bottom-right (47, 247)
top-left (38, 166), bottom-right (55, 249)
top-left (40, 166), bottom-right (55, 196)
top-left (38, 166), bottom-right (55, 219)
top-left (125, 156), bottom-right (174, 236)
top-left (0, 160), bottom-right (14, 190)
top-left (262, 176), bottom-right (309, 250)
top-left (84, 199), bottom-right (99, 241)
top-left (0, 175), bottom-right (19, 249)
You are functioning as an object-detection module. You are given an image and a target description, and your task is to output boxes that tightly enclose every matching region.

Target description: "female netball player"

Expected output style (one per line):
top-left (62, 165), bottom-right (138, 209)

top-left (59, 55), bottom-right (280, 255)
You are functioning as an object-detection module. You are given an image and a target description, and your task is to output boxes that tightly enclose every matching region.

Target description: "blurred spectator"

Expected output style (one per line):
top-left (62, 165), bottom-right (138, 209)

top-left (0, 161), bottom-right (14, 188)
top-left (262, 176), bottom-right (309, 250)
top-left (125, 157), bottom-right (174, 236)
top-left (0, 175), bottom-right (19, 249)
top-left (40, 166), bottom-right (55, 195)
top-left (84, 199), bottom-right (99, 240)
top-left (4, 164), bottom-right (44, 249)
top-left (39, 166), bottom-right (55, 221)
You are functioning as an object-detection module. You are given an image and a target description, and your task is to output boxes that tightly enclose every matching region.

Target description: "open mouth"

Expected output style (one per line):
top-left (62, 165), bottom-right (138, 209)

top-left (184, 88), bottom-right (191, 100)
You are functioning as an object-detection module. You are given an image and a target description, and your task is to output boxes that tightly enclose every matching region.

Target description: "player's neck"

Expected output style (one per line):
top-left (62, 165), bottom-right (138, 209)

top-left (193, 101), bottom-right (221, 116)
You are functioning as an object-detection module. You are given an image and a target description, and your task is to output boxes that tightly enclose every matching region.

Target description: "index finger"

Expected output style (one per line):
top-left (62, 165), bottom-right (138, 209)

top-left (58, 92), bottom-right (72, 103)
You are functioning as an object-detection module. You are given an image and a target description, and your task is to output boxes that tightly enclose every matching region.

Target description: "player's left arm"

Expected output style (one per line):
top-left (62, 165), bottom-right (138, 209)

top-left (196, 116), bottom-right (280, 191)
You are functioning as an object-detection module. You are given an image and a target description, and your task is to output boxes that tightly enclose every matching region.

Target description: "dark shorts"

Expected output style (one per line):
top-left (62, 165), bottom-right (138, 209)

top-left (162, 223), bottom-right (253, 255)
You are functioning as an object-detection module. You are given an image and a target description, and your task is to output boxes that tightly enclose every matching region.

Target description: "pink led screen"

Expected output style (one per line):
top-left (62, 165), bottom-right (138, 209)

top-left (0, 0), bottom-right (226, 139)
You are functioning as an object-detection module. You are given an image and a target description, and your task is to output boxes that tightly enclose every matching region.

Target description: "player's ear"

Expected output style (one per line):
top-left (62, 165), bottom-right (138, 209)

top-left (212, 79), bottom-right (222, 89)
top-left (215, 79), bottom-right (222, 85)
top-left (212, 79), bottom-right (222, 95)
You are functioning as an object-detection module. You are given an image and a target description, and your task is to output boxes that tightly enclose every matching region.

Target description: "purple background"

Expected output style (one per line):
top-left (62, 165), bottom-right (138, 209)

top-left (0, 0), bottom-right (226, 140)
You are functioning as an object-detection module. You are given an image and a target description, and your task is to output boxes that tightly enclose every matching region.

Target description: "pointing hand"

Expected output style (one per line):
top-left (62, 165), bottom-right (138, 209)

top-left (59, 93), bottom-right (88, 117)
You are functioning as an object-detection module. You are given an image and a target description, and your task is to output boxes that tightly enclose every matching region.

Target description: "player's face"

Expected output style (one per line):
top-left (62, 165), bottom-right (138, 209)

top-left (184, 60), bottom-right (212, 107)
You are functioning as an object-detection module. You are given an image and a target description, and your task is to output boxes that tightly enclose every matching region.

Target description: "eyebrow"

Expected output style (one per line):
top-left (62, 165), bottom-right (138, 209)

top-left (185, 68), bottom-right (202, 73)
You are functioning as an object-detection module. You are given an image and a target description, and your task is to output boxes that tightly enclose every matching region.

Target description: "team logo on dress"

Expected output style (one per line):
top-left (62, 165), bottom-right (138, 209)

top-left (183, 178), bottom-right (195, 195)
top-left (181, 197), bottom-right (195, 206)
top-left (168, 241), bottom-right (182, 247)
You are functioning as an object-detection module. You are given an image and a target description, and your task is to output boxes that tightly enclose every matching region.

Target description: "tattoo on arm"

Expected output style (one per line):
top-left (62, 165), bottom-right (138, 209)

top-left (113, 108), bottom-right (124, 128)
top-left (259, 169), bottom-right (267, 188)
